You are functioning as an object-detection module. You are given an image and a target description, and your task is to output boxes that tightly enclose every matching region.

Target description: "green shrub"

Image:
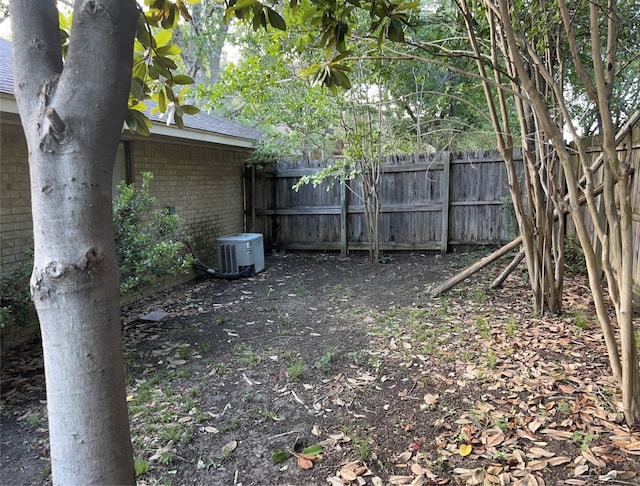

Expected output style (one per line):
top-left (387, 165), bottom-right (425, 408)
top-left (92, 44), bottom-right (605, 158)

top-left (1, 172), bottom-right (193, 324)
top-left (0, 260), bottom-right (33, 328)
top-left (113, 172), bottom-right (193, 294)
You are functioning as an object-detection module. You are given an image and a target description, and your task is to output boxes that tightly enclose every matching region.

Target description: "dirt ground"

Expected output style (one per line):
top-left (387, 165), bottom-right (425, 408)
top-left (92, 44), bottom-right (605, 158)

top-left (1, 250), bottom-right (639, 486)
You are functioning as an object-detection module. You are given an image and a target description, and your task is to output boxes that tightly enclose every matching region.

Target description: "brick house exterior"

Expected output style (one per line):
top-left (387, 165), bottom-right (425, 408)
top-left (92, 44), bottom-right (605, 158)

top-left (0, 39), bottom-right (260, 348)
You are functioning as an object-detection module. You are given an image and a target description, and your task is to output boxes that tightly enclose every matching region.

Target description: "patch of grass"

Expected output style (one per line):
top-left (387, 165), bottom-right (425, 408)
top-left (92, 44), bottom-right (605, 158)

top-left (260, 409), bottom-right (282, 421)
top-left (351, 433), bottom-right (372, 461)
top-left (572, 312), bottom-right (590, 331)
top-left (472, 286), bottom-right (487, 303)
top-left (216, 316), bottom-right (230, 325)
top-left (177, 345), bottom-right (192, 360)
top-left (506, 318), bottom-right (518, 337)
top-left (437, 297), bottom-right (449, 318)
top-left (235, 344), bottom-right (261, 368)
top-left (159, 451), bottom-right (174, 465)
top-left (475, 316), bottom-right (491, 339)
top-left (296, 284), bottom-right (310, 297)
top-left (287, 360), bottom-right (304, 379)
top-left (571, 430), bottom-right (599, 450)
top-left (493, 415), bottom-right (509, 431)
top-left (211, 362), bottom-right (230, 376)
top-left (134, 457), bottom-right (150, 476)
top-left (487, 349), bottom-right (498, 369)
top-left (175, 368), bottom-right (189, 379)
top-left (347, 350), bottom-right (368, 364)
top-left (26, 413), bottom-right (43, 428)
top-left (557, 399), bottom-right (572, 415)
top-left (198, 341), bottom-right (212, 354)
top-left (218, 417), bottom-right (240, 433)
top-left (313, 347), bottom-right (337, 373)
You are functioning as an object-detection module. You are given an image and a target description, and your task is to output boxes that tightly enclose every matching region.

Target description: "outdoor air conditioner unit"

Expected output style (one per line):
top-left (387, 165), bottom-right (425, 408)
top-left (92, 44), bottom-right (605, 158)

top-left (216, 233), bottom-right (265, 276)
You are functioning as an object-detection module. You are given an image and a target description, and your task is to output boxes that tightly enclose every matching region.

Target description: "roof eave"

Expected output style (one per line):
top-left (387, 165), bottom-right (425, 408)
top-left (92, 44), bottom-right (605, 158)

top-left (0, 92), bottom-right (256, 149)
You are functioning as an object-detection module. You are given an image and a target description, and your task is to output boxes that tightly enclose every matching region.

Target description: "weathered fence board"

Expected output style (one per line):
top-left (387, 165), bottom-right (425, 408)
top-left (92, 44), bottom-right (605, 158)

top-left (248, 151), bottom-right (519, 253)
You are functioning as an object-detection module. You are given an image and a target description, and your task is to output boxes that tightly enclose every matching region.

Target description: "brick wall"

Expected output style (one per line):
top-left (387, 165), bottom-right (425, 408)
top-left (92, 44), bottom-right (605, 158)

top-left (1, 120), bottom-right (32, 273)
top-left (1, 123), bottom-right (251, 350)
top-left (129, 138), bottom-right (248, 266)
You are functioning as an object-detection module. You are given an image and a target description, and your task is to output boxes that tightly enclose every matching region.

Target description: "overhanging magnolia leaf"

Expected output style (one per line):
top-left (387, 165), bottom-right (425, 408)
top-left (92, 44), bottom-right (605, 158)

top-left (265, 6), bottom-right (286, 30)
top-left (386, 17), bottom-right (405, 43)
top-left (171, 74), bottom-right (195, 85)
top-left (395, 1), bottom-right (421, 11)
top-left (126, 109), bottom-right (152, 137)
top-left (180, 105), bottom-right (200, 115)
top-left (154, 30), bottom-right (173, 48)
top-left (157, 44), bottom-right (182, 56)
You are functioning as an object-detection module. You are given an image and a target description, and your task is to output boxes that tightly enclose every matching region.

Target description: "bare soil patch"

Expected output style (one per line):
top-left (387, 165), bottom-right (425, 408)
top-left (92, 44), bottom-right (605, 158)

top-left (2, 251), bottom-right (639, 486)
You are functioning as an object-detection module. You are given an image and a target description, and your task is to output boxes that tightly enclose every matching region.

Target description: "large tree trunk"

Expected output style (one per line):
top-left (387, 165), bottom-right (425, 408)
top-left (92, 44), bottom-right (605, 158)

top-left (11, 1), bottom-right (138, 483)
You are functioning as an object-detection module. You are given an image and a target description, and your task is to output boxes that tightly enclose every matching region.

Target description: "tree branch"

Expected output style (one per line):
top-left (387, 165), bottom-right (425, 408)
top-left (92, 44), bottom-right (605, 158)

top-left (9, 0), bottom-right (62, 134)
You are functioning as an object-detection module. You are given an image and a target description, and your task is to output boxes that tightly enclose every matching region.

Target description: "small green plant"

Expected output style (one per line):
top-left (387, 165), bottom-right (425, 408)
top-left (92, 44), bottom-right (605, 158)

top-left (493, 450), bottom-right (508, 461)
top-left (159, 451), bottom-right (174, 466)
top-left (175, 368), bottom-right (189, 379)
top-left (437, 297), bottom-right (449, 318)
top-left (475, 316), bottom-right (491, 339)
top-left (493, 415), bottom-right (509, 431)
top-left (211, 362), bottom-right (230, 376)
top-left (572, 312), bottom-right (590, 331)
top-left (218, 417), bottom-right (240, 433)
top-left (347, 350), bottom-right (368, 364)
top-left (287, 360), bottom-right (304, 379)
top-left (557, 399), bottom-right (572, 415)
top-left (235, 344), bottom-right (261, 368)
top-left (487, 349), bottom-right (498, 368)
top-left (261, 409), bottom-right (282, 421)
top-left (177, 345), bottom-right (192, 360)
top-left (134, 457), bottom-right (150, 476)
top-left (26, 413), bottom-right (43, 428)
top-left (351, 434), bottom-right (371, 461)
top-left (472, 286), bottom-right (487, 303)
top-left (571, 430), bottom-right (599, 450)
top-left (313, 347), bottom-right (337, 373)
top-left (296, 284), bottom-right (310, 297)
top-left (113, 172), bottom-right (193, 295)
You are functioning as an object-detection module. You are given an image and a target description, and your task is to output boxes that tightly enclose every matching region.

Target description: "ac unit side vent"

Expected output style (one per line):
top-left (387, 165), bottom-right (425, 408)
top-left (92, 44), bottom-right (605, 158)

top-left (216, 233), bottom-right (265, 276)
top-left (219, 243), bottom-right (238, 274)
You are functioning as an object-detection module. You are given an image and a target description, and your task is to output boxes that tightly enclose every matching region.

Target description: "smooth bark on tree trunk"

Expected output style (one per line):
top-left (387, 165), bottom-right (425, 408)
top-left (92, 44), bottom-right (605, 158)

top-left (10, 0), bottom-right (139, 483)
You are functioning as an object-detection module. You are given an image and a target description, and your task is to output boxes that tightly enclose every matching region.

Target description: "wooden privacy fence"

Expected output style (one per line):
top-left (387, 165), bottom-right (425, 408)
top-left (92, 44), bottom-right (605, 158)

top-left (245, 150), bottom-right (520, 254)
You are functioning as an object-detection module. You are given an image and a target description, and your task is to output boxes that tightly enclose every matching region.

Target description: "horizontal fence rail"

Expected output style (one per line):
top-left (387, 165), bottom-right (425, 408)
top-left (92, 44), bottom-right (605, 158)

top-left (246, 151), bottom-right (521, 255)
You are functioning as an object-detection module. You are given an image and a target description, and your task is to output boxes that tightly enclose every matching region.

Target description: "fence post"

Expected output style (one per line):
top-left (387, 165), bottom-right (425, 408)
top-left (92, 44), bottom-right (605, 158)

top-left (340, 178), bottom-right (349, 257)
top-left (440, 151), bottom-right (451, 254)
